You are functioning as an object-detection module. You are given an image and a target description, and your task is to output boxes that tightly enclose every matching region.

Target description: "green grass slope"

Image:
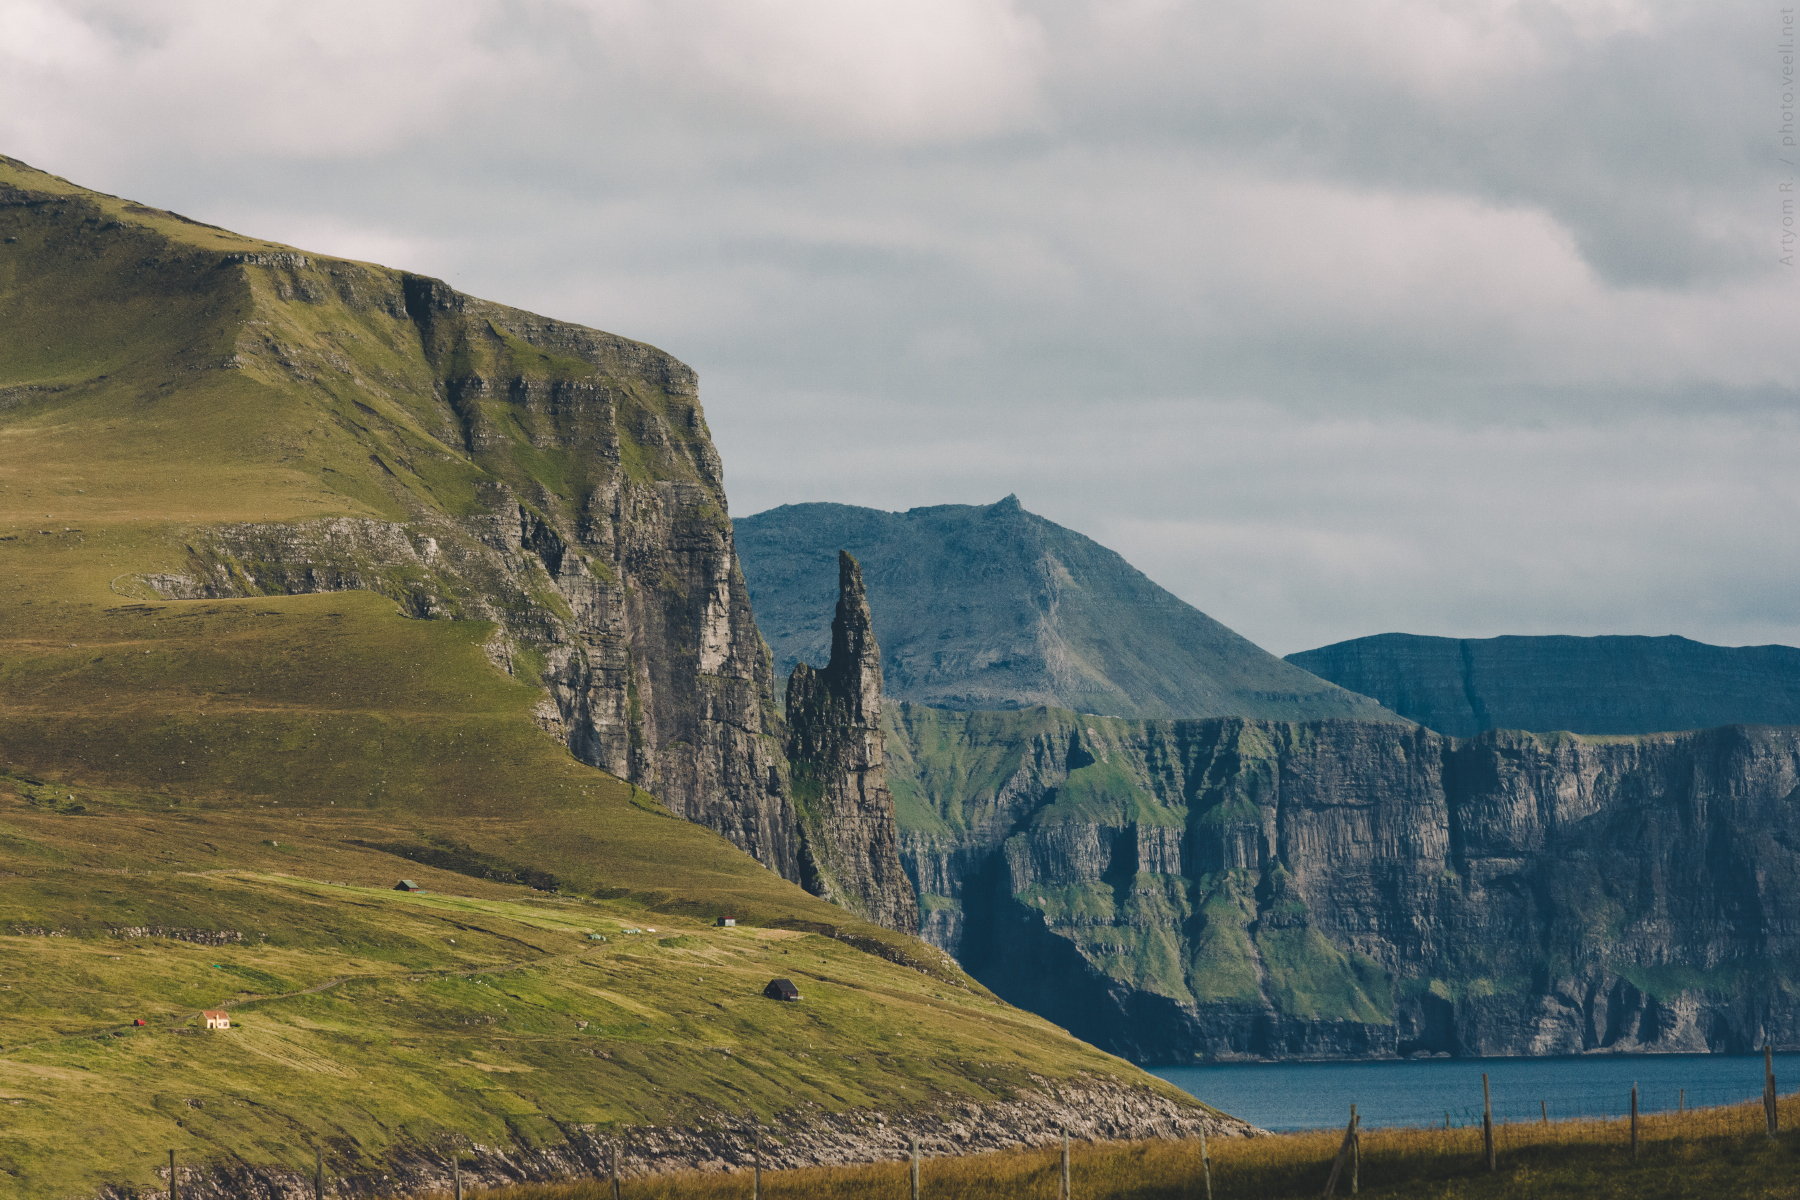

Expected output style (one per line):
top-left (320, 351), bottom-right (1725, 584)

top-left (0, 158), bottom-right (1204, 1198)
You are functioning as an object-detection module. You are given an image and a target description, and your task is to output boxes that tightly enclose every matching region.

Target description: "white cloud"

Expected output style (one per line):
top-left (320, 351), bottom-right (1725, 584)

top-left (0, 0), bottom-right (1792, 654)
top-left (580, 0), bottom-right (1049, 142)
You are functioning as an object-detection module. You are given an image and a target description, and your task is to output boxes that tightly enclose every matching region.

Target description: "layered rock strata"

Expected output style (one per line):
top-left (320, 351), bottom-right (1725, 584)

top-left (890, 705), bottom-right (1800, 1062)
top-left (785, 552), bottom-right (920, 932)
top-left (138, 254), bottom-right (797, 876)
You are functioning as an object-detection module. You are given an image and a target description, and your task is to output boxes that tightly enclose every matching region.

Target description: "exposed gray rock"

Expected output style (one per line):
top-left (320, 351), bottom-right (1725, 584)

top-left (1287, 632), bottom-right (1800, 737)
top-left (786, 552), bottom-right (919, 933)
top-left (138, 268), bottom-right (798, 880)
top-left (891, 706), bottom-right (1800, 1062)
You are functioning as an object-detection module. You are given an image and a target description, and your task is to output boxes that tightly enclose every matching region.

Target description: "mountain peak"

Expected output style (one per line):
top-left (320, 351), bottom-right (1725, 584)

top-left (735, 500), bottom-right (1398, 721)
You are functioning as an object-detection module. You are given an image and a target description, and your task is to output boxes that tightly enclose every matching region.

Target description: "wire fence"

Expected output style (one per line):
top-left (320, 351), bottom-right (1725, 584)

top-left (160, 1063), bottom-right (1800, 1200)
top-left (381, 1091), bottom-right (1800, 1200)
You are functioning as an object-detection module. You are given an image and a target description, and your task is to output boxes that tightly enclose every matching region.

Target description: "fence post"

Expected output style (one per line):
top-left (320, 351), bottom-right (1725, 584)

top-left (1482, 1073), bottom-right (1495, 1172)
top-left (612, 1135), bottom-right (621, 1200)
top-left (1199, 1125), bottom-right (1212, 1200)
top-left (169, 1150), bottom-right (177, 1200)
top-left (1678, 1088), bottom-right (1684, 1115)
top-left (1321, 1107), bottom-right (1360, 1197)
top-left (1060, 1128), bottom-right (1070, 1200)
top-left (452, 1153), bottom-right (460, 1200)
top-left (1767, 1044), bottom-right (1779, 1138)
top-left (910, 1134), bottom-right (920, 1200)
top-left (1350, 1104), bottom-right (1359, 1196)
top-left (1630, 1083), bottom-right (1639, 1162)
top-left (1541, 1100), bottom-right (1548, 1126)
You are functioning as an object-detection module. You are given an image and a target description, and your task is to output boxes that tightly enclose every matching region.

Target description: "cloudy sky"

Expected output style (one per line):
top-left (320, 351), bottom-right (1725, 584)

top-left (4, 0), bottom-right (1795, 654)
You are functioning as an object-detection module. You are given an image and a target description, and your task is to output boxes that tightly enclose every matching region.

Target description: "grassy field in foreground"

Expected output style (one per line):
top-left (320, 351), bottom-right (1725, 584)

top-left (0, 866), bottom-right (1187, 1200)
top-left (423, 1094), bottom-right (1800, 1199)
top-left (0, 589), bottom-right (1207, 1199)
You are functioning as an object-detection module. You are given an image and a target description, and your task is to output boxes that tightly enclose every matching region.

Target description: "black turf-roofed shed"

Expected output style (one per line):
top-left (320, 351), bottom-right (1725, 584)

top-left (764, 978), bottom-right (801, 1001)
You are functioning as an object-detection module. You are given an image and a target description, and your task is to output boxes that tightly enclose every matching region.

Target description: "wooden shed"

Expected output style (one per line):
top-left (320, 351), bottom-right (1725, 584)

top-left (716, 916), bottom-right (737, 927)
top-left (202, 1010), bottom-right (230, 1030)
top-left (394, 880), bottom-right (421, 892)
top-left (764, 978), bottom-right (801, 1002)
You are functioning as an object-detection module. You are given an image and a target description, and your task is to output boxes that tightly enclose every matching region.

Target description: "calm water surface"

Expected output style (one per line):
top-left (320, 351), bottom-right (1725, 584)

top-left (1151, 1053), bottom-right (1800, 1131)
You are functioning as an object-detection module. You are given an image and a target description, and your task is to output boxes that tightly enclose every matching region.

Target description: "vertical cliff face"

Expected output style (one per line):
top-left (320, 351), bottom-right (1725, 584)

top-left (127, 253), bottom-right (797, 878)
top-left (890, 707), bottom-right (1800, 1062)
top-left (785, 552), bottom-right (920, 932)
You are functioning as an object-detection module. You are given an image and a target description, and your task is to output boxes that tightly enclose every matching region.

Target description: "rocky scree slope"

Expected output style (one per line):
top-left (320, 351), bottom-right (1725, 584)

top-left (889, 705), bottom-right (1800, 1063)
top-left (735, 499), bottom-right (1400, 722)
top-left (0, 154), bottom-right (796, 876)
top-left (1287, 632), bottom-right (1800, 737)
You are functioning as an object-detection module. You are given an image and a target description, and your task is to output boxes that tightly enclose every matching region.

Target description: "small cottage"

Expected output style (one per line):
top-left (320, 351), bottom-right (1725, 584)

top-left (202, 1010), bottom-right (230, 1030)
top-left (716, 916), bottom-right (737, 927)
top-left (394, 880), bottom-right (421, 892)
top-left (764, 978), bottom-right (801, 1002)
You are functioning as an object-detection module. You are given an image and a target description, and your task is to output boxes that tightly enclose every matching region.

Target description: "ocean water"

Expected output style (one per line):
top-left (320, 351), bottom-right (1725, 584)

top-left (1151, 1053), bottom-right (1800, 1132)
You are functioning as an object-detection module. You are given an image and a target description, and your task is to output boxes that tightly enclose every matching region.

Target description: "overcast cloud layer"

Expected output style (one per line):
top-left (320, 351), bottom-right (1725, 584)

top-left (3, 0), bottom-right (1795, 654)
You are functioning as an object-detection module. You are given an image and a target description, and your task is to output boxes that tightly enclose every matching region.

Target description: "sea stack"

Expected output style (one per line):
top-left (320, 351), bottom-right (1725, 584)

top-left (786, 551), bottom-right (920, 933)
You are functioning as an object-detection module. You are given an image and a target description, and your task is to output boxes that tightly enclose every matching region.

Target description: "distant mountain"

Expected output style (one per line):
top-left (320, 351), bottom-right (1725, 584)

top-left (734, 497), bottom-right (1397, 721)
top-left (1286, 632), bottom-right (1800, 737)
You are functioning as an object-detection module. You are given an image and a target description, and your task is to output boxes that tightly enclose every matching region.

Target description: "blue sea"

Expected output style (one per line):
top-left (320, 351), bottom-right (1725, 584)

top-left (1151, 1053), bottom-right (1800, 1132)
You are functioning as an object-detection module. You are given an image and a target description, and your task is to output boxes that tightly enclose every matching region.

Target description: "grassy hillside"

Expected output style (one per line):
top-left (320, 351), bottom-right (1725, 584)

top-left (0, 157), bottom-right (1208, 1198)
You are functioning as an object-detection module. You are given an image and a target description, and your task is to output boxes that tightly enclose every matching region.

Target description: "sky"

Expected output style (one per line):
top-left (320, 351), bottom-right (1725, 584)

top-left (3, 0), bottom-right (1795, 655)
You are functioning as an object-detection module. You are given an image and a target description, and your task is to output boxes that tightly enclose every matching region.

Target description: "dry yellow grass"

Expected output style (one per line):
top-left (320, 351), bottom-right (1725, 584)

top-left (415, 1091), bottom-right (1800, 1199)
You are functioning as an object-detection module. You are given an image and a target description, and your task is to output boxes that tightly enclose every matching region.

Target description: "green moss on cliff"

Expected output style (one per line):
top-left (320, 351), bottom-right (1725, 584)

top-left (1255, 927), bottom-right (1392, 1023)
top-left (1186, 873), bottom-right (1263, 1006)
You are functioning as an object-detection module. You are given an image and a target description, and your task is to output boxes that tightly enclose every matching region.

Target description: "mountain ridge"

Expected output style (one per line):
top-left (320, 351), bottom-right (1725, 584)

top-left (1288, 631), bottom-right (1800, 737)
top-left (735, 498), bottom-right (1399, 723)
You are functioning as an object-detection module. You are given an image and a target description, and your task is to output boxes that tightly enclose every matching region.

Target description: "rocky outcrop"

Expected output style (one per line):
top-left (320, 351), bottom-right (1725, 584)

top-left (134, 254), bottom-right (798, 878)
top-left (785, 552), bottom-right (919, 932)
top-left (890, 705), bottom-right (1800, 1062)
top-left (105, 1078), bottom-right (1255, 1199)
top-left (1287, 632), bottom-right (1800, 737)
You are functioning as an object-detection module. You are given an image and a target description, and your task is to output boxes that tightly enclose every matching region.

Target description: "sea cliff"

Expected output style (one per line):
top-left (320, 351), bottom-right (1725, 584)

top-left (890, 706), bottom-right (1800, 1061)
